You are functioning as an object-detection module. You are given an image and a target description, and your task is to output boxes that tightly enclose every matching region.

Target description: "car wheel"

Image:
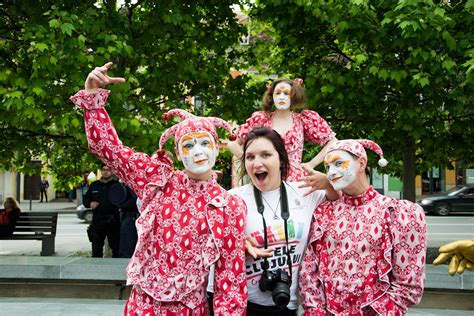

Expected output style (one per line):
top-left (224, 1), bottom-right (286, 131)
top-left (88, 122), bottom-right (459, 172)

top-left (435, 202), bottom-right (451, 216)
top-left (84, 211), bottom-right (93, 223)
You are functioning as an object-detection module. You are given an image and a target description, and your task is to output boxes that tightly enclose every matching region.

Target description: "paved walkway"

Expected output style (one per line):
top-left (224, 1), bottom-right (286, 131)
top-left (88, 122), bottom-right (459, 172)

top-left (19, 198), bottom-right (77, 213)
top-left (0, 298), bottom-right (471, 316)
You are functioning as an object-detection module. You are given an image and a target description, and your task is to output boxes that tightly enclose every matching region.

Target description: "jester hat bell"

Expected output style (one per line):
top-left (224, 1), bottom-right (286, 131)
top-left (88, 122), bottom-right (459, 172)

top-left (158, 109), bottom-right (236, 155)
top-left (326, 139), bottom-right (388, 167)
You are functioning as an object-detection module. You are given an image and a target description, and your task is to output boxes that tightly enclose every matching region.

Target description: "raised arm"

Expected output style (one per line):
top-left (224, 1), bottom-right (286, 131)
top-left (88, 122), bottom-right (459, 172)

top-left (230, 111), bottom-right (270, 158)
top-left (70, 62), bottom-right (173, 198)
top-left (300, 109), bottom-right (337, 170)
top-left (302, 138), bottom-right (337, 171)
top-left (226, 138), bottom-right (244, 158)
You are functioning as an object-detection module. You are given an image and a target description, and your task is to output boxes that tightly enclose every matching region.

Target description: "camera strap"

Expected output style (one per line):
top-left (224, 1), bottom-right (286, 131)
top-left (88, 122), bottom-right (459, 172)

top-left (253, 182), bottom-right (293, 278)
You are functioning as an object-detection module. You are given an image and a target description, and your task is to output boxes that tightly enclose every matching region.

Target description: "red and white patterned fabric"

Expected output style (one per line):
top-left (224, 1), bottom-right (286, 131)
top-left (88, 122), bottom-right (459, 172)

top-left (299, 186), bottom-right (426, 316)
top-left (124, 287), bottom-right (210, 316)
top-left (71, 89), bottom-right (248, 315)
top-left (237, 110), bottom-right (336, 181)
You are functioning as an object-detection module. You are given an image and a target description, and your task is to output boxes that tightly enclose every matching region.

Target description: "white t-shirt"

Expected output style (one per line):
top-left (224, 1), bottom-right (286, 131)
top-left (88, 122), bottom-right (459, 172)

top-left (207, 182), bottom-right (326, 310)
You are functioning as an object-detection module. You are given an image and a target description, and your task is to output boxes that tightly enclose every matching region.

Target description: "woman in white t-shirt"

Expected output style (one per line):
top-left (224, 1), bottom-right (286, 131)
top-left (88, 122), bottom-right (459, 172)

top-left (208, 127), bottom-right (339, 315)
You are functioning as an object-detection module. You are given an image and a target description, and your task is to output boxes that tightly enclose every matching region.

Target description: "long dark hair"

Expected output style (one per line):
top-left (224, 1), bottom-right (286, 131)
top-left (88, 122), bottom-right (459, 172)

top-left (242, 127), bottom-right (290, 181)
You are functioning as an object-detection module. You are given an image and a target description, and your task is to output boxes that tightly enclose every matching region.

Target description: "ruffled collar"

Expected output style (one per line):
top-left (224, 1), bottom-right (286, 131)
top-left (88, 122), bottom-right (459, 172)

top-left (341, 186), bottom-right (379, 206)
top-left (180, 170), bottom-right (218, 193)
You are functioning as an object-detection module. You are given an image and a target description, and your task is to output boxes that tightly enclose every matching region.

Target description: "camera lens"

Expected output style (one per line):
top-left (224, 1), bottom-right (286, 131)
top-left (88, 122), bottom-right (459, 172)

top-left (272, 282), bottom-right (291, 308)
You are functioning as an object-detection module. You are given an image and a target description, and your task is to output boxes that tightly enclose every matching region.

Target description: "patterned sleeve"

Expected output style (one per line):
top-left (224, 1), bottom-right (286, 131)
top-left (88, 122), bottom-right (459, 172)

top-left (70, 89), bottom-right (173, 199)
top-left (299, 207), bottom-right (329, 315)
top-left (212, 195), bottom-right (248, 315)
top-left (370, 200), bottom-right (427, 314)
top-left (236, 111), bottom-right (269, 142)
top-left (300, 110), bottom-right (336, 146)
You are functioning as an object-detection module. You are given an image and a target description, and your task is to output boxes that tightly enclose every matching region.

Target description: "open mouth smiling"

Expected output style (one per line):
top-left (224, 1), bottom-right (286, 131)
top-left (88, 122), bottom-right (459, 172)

top-left (255, 171), bottom-right (268, 181)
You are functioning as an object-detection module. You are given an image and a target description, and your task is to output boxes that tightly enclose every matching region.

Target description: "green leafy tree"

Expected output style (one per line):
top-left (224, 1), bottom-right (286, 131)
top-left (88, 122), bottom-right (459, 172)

top-left (247, 0), bottom-right (474, 200)
top-left (0, 1), bottom-right (257, 190)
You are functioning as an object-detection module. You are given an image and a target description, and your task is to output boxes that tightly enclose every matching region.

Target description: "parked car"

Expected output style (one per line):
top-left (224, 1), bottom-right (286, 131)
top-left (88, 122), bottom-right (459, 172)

top-left (417, 184), bottom-right (474, 216)
top-left (77, 204), bottom-right (93, 223)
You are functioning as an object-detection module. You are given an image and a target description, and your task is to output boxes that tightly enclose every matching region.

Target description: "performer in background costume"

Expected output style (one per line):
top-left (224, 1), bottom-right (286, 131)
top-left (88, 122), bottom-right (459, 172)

top-left (71, 62), bottom-right (247, 315)
top-left (299, 139), bottom-right (427, 315)
top-left (228, 78), bottom-right (337, 181)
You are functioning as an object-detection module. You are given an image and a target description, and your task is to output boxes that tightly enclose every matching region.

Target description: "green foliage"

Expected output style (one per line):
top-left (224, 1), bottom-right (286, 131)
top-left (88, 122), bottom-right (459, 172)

top-left (0, 1), bottom-right (253, 188)
top-left (246, 0), bottom-right (474, 199)
top-left (70, 250), bottom-right (92, 257)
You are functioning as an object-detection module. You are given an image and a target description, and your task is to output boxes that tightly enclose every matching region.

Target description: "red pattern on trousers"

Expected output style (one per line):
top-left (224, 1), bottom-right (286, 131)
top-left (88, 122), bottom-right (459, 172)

top-left (71, 89), bottom-right (248, 315)
top-left (237, 110), bottom-right (335, 181)
top-left (299, 187), bottom-right (426, 316)
top-left (124, 288), bottom-right (210, 315)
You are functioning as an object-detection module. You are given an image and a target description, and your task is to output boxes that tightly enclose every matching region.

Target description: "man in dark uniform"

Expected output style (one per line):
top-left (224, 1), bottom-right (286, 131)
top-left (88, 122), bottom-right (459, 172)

top-left (40, 177), bottom-right (49, 203)
top-left (83, 164), bottom-right (121, 258)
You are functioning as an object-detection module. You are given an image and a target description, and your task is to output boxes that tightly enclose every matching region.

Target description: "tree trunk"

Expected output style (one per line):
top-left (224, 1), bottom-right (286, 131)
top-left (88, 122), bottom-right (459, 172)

top-left (402, 137), bottom-right (416, 202)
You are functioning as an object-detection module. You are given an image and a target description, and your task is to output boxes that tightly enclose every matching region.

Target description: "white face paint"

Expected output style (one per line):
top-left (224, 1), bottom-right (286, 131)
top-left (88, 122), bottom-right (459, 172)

top-left (273, 82), bottom-right (292, 110)
top-left (177, 131), bottom-right (218, 176)
top-left (324, 150), bottom-right (358, 191)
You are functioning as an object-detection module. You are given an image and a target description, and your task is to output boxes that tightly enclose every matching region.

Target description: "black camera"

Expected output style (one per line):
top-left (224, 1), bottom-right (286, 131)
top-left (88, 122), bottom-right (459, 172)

top-left (258, 268), bottom-right (292, 308)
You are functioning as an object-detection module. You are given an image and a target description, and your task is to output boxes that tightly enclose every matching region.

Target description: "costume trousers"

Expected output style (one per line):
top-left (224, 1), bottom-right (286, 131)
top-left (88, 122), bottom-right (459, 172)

top-left (125, 287), bottom-right (210, 315)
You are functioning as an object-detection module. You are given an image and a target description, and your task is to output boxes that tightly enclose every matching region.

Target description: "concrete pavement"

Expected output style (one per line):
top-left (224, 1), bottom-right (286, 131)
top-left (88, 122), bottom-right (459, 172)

top-left (19, 198), bottom-right (77, 214)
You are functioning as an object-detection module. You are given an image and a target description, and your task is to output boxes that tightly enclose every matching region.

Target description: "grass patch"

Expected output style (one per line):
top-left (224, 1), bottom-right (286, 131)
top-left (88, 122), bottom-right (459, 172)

top-left (69, 250), bottom-right (92, 257)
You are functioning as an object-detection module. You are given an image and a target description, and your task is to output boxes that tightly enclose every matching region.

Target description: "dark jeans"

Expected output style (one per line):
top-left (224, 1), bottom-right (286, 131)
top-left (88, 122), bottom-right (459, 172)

top-left (246, 302), bottom-right (297, 316)
top-left (207, 292), bottom-right (297, 316)
top-left (119, 214), bottom-right (138, 258)
top-left (88, 219), bottom-right (120, 258)
top-left (40, 189), bottom-right (48, 202)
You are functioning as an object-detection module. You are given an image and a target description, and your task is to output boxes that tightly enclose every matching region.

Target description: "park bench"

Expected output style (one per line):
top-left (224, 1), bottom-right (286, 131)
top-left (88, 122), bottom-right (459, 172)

top-left (0, 212), bottom-right (58, 256)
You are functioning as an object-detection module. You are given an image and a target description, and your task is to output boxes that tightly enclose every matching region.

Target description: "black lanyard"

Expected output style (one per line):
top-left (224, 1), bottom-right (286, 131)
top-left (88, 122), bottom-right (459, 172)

top-left (253, 182), bottom-right (293, 277)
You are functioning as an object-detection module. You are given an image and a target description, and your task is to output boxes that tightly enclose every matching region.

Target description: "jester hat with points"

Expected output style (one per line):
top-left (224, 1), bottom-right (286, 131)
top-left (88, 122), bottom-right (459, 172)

top-left (326, 139), bottom-right (388, 167)
top-left (158, 109), bottom-right (235, 153)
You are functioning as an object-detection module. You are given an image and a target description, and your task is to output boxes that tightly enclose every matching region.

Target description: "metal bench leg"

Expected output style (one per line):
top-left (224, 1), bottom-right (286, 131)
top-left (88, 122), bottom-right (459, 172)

top-left (41, 236), bottom-right (56, 256)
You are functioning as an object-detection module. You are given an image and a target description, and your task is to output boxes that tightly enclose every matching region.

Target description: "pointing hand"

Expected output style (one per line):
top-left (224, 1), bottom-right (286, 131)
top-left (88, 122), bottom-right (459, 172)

top-left (85, 62), bottom-right (126, 93)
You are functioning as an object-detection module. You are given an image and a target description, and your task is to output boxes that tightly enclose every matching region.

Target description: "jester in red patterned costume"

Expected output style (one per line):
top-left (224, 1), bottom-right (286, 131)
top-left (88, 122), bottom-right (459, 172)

top-left (299, 139), bottom-right (427, 315)
top-left (70, 62), bottom-right (247, 315)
